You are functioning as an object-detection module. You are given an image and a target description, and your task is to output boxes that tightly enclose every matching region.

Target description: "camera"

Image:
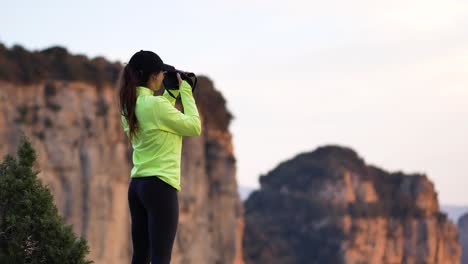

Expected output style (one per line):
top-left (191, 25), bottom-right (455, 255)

top-left (162, 64), bottom-right (198, 94)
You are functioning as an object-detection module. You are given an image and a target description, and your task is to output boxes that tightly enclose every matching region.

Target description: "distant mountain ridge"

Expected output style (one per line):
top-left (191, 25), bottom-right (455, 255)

top-left (442, 205), bottom-right (468, 223)
top-left (459, 213), bottom-right (468, 264)
top-left (238, 185), bottom-right (256, 201)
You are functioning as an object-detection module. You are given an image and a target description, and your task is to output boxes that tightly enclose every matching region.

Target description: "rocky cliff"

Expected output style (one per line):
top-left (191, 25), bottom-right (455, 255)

top-left (0, 45), bottom-right (244, 264)
top-left (459, 213), bottom-right (468, 264)
top-left (243, 146), bottom-right (460, 264)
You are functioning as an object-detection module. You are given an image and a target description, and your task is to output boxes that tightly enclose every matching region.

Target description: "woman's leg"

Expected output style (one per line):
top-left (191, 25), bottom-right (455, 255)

top-left (128, 179), bottom-right (150, 264)
top-left (138, 176), bottom-right (179, 264)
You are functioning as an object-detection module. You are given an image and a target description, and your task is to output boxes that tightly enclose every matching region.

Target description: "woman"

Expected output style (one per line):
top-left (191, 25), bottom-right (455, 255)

top-left (119, 50), bottom-right (201, 264)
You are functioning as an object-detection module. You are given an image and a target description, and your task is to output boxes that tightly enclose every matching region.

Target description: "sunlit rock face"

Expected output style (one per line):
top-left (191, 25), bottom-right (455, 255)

top-left (0, 61), bottom-right (244, 264)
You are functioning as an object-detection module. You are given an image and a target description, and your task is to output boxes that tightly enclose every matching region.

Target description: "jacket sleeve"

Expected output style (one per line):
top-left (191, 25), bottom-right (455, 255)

top-left (154, 80), bottom-right (201, 136)
top-left (162, 88), bottom-right (180, 106)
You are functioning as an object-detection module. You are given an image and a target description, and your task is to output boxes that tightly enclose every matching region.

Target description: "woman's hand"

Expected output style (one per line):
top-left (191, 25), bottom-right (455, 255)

top-left (177, 72), bottom-right (190, 88)
top-left (176, 73), bottom-right (182, 87)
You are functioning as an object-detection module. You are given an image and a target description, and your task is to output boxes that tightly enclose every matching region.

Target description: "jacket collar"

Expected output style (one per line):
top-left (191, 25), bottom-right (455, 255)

top-left (136, 86), bottom-right (154, 97)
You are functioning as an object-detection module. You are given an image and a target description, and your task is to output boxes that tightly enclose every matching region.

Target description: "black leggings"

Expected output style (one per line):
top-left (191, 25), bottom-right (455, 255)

top-left (128, 176), bottom-right (179, 264)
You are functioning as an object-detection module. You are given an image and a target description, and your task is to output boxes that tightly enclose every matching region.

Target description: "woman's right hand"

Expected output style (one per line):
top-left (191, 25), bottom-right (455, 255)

top-left (176, 72), bottom-right (182, 87)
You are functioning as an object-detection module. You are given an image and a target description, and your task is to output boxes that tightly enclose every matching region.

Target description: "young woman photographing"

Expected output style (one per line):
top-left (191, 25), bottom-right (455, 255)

top-left (119, 50), bottom-right (201, 264)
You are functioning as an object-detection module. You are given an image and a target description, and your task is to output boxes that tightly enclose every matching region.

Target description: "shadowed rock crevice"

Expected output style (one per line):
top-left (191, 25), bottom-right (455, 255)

top-left (78, 136), bottom-right (90, 239)
top-left (57, 167), bottom-right (72, 222)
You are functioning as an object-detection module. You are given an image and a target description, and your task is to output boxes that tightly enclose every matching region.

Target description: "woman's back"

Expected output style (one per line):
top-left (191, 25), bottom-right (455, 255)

top-left (121, 80), bottom-right (201, 191)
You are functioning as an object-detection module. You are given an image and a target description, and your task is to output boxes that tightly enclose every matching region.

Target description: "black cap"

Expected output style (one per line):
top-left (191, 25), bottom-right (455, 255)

top-left (128, 50), bottom-right (174, 74)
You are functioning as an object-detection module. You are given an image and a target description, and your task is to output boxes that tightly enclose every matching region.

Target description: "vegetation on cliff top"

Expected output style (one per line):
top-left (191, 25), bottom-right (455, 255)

top-left (0, 43), bottom-right (121, 86)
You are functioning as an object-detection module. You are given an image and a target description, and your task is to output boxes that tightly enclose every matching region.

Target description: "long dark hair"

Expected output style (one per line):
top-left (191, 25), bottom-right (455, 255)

top-left (119, 50), bottom-right (164, 144)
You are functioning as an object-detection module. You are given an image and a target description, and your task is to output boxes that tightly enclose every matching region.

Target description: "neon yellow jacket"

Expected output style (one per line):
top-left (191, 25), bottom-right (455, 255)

top-left (120, 80), bottom-right (201, 191)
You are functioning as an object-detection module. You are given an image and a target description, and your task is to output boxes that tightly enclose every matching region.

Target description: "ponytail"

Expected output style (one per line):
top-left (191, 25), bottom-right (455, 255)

top-left (119, 50), bottom-right (162, 146)
top-left (119, 64), bottom-right (140, 144)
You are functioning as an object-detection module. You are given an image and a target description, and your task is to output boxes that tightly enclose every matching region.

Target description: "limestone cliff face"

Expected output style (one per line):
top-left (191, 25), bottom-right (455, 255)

top-left (0, 76), bottom-right (244, 263)
top-left (243, 146), bottom-right (460, 264)
top-left (459, 213), bottom-right (468, 264)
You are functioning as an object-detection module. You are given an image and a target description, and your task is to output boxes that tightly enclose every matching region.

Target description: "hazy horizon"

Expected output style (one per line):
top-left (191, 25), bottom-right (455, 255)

top-left (2, 0), bottom-right (467, 205)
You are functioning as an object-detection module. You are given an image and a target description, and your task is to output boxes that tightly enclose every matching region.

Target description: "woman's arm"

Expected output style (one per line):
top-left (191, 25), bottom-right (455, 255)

top-left (162, 88), bottom-right (180, 106)
top-left (154, 80), bottom-right (201, 136)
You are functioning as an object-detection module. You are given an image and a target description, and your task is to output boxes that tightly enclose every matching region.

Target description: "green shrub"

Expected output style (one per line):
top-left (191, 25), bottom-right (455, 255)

top-left (0, 134), bottom-right (93, 264)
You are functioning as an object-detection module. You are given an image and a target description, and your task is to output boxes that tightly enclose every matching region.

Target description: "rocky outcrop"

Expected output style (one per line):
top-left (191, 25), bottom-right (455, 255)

top-left (243, 146), bottom-right (460, 264)
top-left (0, 45), bottom-right (244, 263)
top-left (459, 213), bottom-right (468, 264)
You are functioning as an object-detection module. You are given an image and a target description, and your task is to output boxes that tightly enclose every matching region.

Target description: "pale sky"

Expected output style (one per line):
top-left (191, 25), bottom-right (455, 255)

top-left (2, 0), bottom-right (467, 205)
